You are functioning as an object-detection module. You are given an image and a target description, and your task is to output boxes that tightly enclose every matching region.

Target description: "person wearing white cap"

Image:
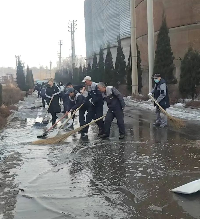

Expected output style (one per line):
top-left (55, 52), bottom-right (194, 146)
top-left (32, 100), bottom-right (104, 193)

top-left (82, 76), bottom-right (104, 136)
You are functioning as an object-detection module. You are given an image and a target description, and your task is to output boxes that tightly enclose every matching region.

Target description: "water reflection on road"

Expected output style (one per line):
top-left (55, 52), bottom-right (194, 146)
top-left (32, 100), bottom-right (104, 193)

top-left (0, 96), bottom-right (199, 219)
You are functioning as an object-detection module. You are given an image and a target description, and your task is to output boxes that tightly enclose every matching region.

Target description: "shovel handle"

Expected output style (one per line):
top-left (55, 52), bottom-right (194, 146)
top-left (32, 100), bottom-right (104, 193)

top-left (46, 112), bottom-right (69, 133)
top-left (60, 104), bottom-right (84, 129)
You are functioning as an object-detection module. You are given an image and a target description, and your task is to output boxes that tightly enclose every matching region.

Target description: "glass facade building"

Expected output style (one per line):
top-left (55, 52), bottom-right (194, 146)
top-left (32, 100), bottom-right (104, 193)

top-left (84, 0), bottom-right (131, 58)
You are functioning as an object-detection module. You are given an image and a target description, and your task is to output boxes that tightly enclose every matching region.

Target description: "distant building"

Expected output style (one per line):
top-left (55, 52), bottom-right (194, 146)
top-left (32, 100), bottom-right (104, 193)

top-left (84, 0), bottom-right (200, 94)
top-left (0, 74), bottom-right (14, 85)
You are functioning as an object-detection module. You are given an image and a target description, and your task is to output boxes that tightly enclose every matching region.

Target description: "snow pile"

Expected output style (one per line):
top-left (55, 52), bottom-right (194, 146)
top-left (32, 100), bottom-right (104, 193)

top-left (125, 97), bottom-right (200, 121)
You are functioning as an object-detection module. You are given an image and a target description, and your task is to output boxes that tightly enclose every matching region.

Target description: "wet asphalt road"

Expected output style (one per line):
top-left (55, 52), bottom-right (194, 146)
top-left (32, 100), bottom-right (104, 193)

top-left (0, 95), bottom-right (199, 219)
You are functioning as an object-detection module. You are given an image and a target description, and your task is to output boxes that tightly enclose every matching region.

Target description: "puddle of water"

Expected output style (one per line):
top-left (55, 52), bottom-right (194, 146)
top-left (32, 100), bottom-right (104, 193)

top-left (0, 95), bottom-right (200, 219)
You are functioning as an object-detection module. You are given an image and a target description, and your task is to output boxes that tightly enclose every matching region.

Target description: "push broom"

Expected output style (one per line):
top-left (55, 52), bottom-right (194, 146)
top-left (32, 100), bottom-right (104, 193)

top-left (36, 104), bottom-right (83, 139)
top-left (148, 94), bottom-right (185, 128)
top-left (56, 104), bottom-right (84, 135)
top-left (32, 115), bottom-right (105, 145)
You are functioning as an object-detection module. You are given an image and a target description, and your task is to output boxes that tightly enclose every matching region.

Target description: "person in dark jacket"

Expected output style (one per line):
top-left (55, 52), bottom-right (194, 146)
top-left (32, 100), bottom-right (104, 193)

top-left (66, 88), bottom-right (90, 137)
top-left (149, 74), bottom-right (170, 127)
top-left (82, 76), bottom-right (104, 135)
top-left (40, 83), bottom-right (46, 108)
top-left (35, 83), bottom-right (42, 98)
top-left (63, 82), bottom-right (75, 114)
top-left (97, 82), bottom-right (125, 139)
top-left (45, 79), bottom-right (61, 126)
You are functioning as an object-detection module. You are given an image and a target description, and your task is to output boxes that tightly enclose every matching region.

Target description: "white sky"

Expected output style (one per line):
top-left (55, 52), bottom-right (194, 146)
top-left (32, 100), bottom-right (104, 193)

top-left (0, 0), bottom-right (86, 68)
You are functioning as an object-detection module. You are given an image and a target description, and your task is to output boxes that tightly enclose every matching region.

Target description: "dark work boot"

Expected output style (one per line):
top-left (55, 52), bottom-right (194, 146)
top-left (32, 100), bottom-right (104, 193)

top-left (119, 134), bottom-right (125, 139)
top-left (100, 134), bottom-right (109, 139)
top-left (153, 122), bottom-right (161, 127)
top-left (98, 129), bottom-right (104, 136)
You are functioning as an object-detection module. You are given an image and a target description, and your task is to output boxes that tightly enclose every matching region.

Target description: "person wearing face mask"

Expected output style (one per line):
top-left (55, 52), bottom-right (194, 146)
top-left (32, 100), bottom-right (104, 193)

top-left (149, 74), bottom-right (170, 127)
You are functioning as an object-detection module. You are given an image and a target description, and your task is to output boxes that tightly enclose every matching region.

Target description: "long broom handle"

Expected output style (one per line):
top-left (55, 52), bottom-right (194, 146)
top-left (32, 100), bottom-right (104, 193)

top-left (59, 104), bottom-right (84, 129)
top-left (45, 112), bottom-right (69, 133)
top-left (148, 94), bottom-right (170, 116)
top-left (58, 115), bottom-right (106, 143)
top-left (42, 96), bottom-right (54, 119)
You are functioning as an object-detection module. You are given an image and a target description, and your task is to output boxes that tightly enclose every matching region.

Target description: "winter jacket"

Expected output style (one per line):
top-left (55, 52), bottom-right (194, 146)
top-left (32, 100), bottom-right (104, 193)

top-left (63, 88), bottom-right (75, 112)
top-left (152, 78), bottom-right (170, 109)
top-left (69, 91), bottom-right (89, 111)
top-left (40, 87), bottom-right (46, 98)
top-left (86, 82), bottom-right (104, 107)
top-left (103, 86), bottom-right (125, 111)
top-left (45, 85), bottom-right (61, 113)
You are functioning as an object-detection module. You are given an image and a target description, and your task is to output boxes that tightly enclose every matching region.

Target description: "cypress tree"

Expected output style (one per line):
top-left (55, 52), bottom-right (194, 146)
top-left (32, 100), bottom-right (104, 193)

top-left (98, 47), bottom-right (104, 82)
top-left (0, 83), bottom-right (2, 106)
top-left (30, 69), bottom-right (34, 88)
top-left (105, 44), bottom-right (114, 86)
top-left (72, 68), bottom-right (78, 84)
top-left (92, 53), bottom-right (98, 82)
top-left (79, 65), bottom-right (83, 84)
top-left (26, 66), bottom-right (33, 90)
top-left (154, 15), bottom-right (176, 84)
top-left (126, 45), bottom-right (143, 93)
top-left (179, 48), bottom-right (200, 99)
top-left (126, 45), bottom-right (132, 92)
top-left (87, 63), bottom-right (92, 77)
top-left (83, 65), bottom-right (87, 78)
top-left (115, 37), bottom-right (126, 87)
top-left (16, 59), bottom-right (26, 91)
top-left (137, 44), bottom-right (143, 93)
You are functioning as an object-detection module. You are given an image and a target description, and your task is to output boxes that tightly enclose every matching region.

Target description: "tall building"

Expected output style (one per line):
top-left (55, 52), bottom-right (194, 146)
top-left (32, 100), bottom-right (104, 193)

top-left (84, 0), bottom-right (131, 59)
top-left (85, 0), bottom-right (200, 93)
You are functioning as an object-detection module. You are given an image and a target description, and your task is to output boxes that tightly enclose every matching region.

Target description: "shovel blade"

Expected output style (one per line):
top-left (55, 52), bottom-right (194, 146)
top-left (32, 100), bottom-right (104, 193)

top-left (37, 133), bottom-right (48, 139)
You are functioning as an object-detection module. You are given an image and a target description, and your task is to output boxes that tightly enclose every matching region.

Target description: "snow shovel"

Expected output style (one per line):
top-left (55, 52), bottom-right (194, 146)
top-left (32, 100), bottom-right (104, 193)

top-left (37, 112), bottom-right (69, 139)
top-left (148, 94), bottom-right (185, 128)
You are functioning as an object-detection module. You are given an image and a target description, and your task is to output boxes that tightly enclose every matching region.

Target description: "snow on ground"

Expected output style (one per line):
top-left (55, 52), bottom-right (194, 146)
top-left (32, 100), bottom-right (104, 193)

top-left (125, 97), bottom-right (200, 121)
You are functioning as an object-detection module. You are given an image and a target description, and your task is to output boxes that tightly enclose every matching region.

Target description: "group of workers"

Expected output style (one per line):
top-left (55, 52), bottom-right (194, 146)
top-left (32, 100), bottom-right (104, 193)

top-left (39, 76), bottom-right (126, 139)
top-left (37, 73), bottom-right (169, 139)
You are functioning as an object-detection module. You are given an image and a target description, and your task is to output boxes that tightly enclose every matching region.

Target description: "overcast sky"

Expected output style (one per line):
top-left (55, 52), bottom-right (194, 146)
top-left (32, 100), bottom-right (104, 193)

top-left (0, 0), bottom-right (86, 68)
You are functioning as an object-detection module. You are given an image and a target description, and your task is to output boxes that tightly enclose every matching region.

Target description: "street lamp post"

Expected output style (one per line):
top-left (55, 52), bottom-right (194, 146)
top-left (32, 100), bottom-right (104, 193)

top-left (147, 0), bottom-right (155, 92)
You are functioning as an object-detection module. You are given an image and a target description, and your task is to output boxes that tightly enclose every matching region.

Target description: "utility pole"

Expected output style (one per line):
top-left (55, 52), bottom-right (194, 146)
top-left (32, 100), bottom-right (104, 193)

top-left (130, 0), bottom-right (138, 95)
top-left (147, 0), bottom-right (155, 92)
top-left (50, 61), bottom-right (52, 78)
top-left (58, 40), bottom-right (62, 72)
top-left (68, 20), bottom-right (77, 70)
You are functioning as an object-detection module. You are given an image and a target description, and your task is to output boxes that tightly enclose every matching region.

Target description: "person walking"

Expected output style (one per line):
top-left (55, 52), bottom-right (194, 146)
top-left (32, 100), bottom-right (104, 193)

top-left (59, 82), bottom-right (65, 103)
top-left (82, 76), bottom-right (104, 136)
top-left (40, 83), bottom-right (47, 108)
top-left (66, 88), bottom-right (90, 137)
top-left (45, 79), bottom-right (61, 126)
top-left (97, 82), bottom-right (125, 139)
top-left (149, 74), bottom-right (170, 128)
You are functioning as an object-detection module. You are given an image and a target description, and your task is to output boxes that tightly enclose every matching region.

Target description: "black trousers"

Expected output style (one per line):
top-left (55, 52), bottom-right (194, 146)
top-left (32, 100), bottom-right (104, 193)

top-left (79, 107), bottom-right (88, 133)
top-left (85, 104), bottom-right (104, 133)
top-left (51, 112), bottom-right (57, 125)
top-left (42, 98), bottom-right (46, 108)
top-left (104, 109), bottom-right (125, 136)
